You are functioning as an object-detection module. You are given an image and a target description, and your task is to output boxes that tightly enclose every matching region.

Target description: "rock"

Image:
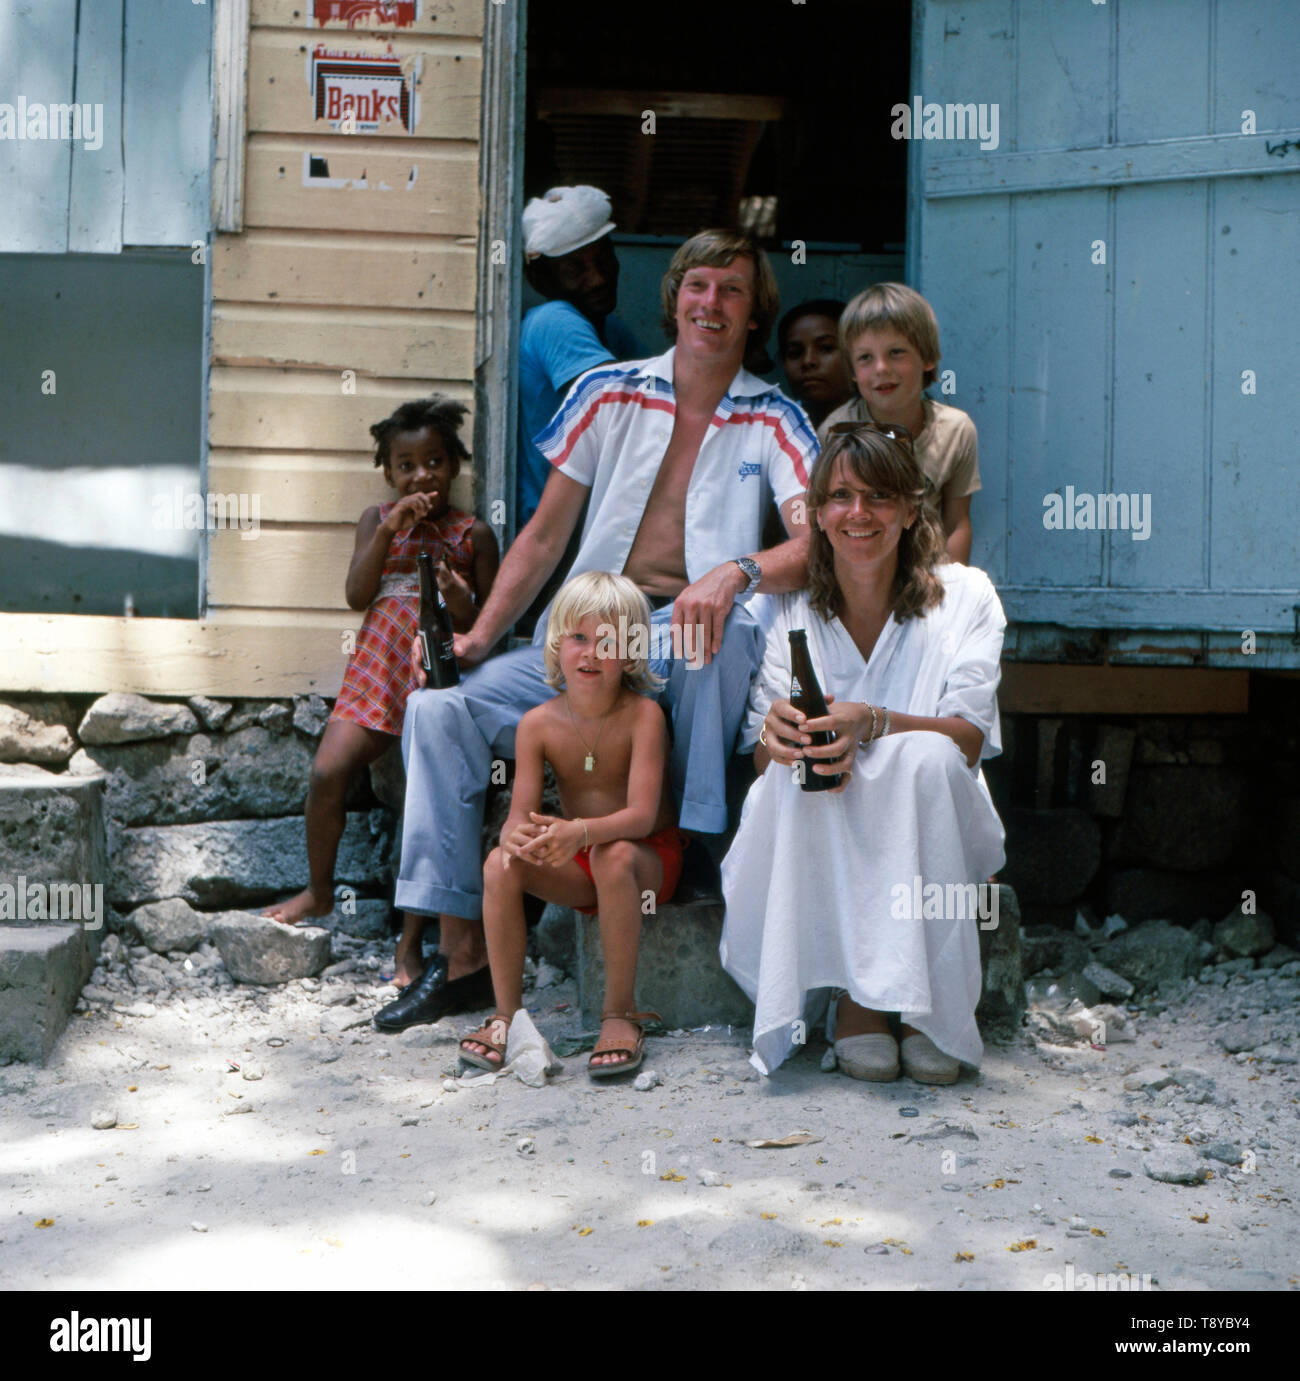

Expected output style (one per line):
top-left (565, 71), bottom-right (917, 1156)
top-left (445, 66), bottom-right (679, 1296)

top-left (321, 1008), bottom-right (364, 1034)
top-left (1002, 808), bottom-right (1101, 905)
top-left (1019, 925), bottom-right (1091, 977)
top-left (423, 1190), bottom-right (438, 1206)
top-left (128, 897), bottom-right (206, 953)
top-left (534, 960), bottom-right (562, 990)
top-left (536, 904), bottom-right (577, 976)
top-left (1143, 1148), bottom-right (1210, 1185)
top-left (292, 695), bottom-right (330, 738)
top-left (398, 1026), bottom-right (440, 1048)
top-left (90, 1109), bottom-right (118, 1129)
top-left (191, 1221), bottom-right (209, 1232)
top-left (698, 1169), bottom-right (724, 1187)
top-left (1123, 1067), bottom-right (1177, 1092)
top-left (1067, 1002), bottom-right (1133, 1043)
top-left (241, 1065), bottom-right (263, 1082)
top-left (368, 745), bottom-right (406, 812)
top-left (1082, 960), bottom-right (1135, 1000)
top-left (187, 696), bottom-right (232, 731)
top-left (904, 1122), bottom-right (978, 1144)
top-left (0, 765), bottom-right (108, 889)
top-left (1108, 1169), bottom-right (1132, 1179)
top-left (1200, 1141), bottom-right (1241, 1165)
top-left (1100, 920), bottom-right (1200, 992)
top-left (69, 727), bottom-right (315, 827)
top-left (0, 703), bottom-right (76, 764)
top-left (223, 1102), bottom-right (253, 1115)
top-left (108, 812), bottom-right (392, 908)
top-left (1216, 1021), bottom-right (1270, 1053)
top-left (1117, 767), bottom-right (1248, 871)
top-left (322, 987), bottom-right (355, 1007)
top-left (79, 693), bottom-right (198, 745)
top-left (1213, 905), bottom-right (1274, 959)
top-left (1088, 724), bottom-right (1137, 818)
top-left (258, 704), bottom-right (292, 736)
top-left (516, 1137), bottom-right (535, 1155)
top-left (209, 912), bottom-right (331, 984)
top-left (1259, 943), bottom-right (1300, 969)
top-left (633, 1070), bottom-right (661, 1092)
top-left (977, 884), bottom-right (1024, 1035)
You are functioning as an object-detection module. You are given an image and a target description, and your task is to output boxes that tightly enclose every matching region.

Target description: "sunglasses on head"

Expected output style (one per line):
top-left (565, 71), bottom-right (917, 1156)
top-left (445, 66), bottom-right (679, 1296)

top-left (826, 420), bottom-right (914, 447)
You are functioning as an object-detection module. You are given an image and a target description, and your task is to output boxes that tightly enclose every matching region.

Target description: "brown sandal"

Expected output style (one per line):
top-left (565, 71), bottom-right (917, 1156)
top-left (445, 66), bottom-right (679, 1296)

top-left (588, 1009), bottom-right (660, 1080)
top-left (459, 1013), bottom-right (510, 1072)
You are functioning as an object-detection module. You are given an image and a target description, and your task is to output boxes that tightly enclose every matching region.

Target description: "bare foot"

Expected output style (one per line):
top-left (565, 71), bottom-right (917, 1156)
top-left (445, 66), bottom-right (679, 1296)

top-left (835, 995), bottom-right (892, 1039)
top-left (589, 1016), bottom-right (643, 1070)
top-left (263, 888), bottom-right (333, 927)
top-left (392, 944), bottom-right (425, 990)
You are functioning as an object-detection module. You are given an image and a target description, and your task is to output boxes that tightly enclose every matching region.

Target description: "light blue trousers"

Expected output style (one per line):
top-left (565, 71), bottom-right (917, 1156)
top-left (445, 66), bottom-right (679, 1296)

top-left (394, 601), bottom-right (763, 919)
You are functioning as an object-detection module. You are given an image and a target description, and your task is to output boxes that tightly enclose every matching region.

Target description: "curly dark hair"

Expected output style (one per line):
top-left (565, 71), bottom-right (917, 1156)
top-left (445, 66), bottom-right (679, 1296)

top-left (807, 426), bottom-right (947, 624)
top-left (370, 395), bottom-right (470, 470)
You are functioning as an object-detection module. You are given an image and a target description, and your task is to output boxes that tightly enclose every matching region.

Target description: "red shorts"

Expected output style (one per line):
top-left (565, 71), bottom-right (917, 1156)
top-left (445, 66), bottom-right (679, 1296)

top-left (571, 828), bottom-right (685, 916)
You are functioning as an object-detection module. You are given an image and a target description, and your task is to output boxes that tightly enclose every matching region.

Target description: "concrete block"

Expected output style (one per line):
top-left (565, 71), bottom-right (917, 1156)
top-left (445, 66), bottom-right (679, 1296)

top-left (0, 765), bottom-right (107, 890)
top-left (577, 898), bottom-right (753, 1030)
top-left (0, 922), bottom-right (98, 1064)
top-left (976, 884), bottom-right (1025, 1036)
top-left (1087, 724), bottom-right (1136, 819)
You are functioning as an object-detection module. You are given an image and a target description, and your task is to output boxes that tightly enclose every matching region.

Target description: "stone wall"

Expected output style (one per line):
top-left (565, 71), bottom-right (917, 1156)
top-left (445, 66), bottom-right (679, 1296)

top-left (987, 675), bottom-right (1300, 948)
top-left (0, 692), bottom-right (400, 945)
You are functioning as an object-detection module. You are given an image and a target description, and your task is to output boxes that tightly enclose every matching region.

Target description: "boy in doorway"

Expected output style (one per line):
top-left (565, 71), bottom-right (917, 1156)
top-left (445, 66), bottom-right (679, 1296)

top-left (819, 282), bottom-right (979, 564)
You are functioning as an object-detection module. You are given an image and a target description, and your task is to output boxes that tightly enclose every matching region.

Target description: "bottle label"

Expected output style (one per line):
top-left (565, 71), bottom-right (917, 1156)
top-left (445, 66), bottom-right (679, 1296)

top-left (791, 675), bottom-right (803, 695)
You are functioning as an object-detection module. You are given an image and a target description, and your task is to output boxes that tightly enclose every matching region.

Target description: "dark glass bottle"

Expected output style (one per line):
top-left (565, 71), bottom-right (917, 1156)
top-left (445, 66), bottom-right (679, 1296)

top-left (788, 628), bottom-right (841, 792)
top-left (417, 552), bottom-right (459, 688)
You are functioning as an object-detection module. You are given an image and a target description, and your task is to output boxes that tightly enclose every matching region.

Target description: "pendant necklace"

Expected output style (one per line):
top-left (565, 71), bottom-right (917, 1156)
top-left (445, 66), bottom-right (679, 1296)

top-left (565, 693), bottom-right (613, 772)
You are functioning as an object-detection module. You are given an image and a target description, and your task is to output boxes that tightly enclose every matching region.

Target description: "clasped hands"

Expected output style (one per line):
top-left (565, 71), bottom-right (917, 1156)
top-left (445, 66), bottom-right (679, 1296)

top-left (501, 812), bottom-right (585, 869)
top-left (760, 695), bottom-right (881, 794)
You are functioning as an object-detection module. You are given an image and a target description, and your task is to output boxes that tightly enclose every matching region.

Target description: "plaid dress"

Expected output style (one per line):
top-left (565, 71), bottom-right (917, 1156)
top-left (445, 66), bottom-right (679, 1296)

top-left (331, 504), bottom-right (476, 736)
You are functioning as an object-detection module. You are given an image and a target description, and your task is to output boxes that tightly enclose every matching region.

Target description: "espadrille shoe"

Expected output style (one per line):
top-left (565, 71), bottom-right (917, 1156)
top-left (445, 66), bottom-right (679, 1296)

top-left (899, 1032), bottom-right (960, 1084)
top-left (833, 1032), bottom-right (900, 1082)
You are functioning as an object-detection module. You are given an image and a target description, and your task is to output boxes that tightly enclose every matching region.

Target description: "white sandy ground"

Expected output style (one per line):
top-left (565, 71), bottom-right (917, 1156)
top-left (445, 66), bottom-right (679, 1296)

top-left (1, 947), bottom-right (1298, 1293)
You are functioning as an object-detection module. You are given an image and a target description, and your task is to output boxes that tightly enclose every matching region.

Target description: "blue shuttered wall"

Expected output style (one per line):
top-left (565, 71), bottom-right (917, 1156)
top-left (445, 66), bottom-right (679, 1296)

top-left (911, 0), bottom-right (1300, 655)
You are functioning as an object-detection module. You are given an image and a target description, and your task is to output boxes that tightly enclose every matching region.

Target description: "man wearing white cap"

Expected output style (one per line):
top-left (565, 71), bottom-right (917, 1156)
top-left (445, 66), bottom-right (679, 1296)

top-left (516, 186), bottom-right (641, 529)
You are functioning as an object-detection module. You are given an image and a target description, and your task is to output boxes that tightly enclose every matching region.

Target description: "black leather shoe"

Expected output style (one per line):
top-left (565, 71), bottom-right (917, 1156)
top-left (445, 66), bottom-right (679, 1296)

top-left (373, 957), bottom-right (493, 1032)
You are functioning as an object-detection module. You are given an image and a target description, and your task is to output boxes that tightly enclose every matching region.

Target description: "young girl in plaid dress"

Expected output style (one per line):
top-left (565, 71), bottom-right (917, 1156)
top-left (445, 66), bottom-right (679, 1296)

top-left (265, 397), bottom-right (498, 936)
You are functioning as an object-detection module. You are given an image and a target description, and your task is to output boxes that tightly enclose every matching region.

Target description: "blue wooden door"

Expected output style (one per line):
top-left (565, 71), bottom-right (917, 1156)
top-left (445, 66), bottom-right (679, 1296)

top-left (910, 0), bottom-right (1300, 653)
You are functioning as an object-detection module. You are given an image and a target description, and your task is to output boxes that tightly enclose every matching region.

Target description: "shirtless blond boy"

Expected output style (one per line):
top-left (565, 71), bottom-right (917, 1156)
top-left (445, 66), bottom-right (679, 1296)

top-left (459, 572), bottom-right (683, 1078)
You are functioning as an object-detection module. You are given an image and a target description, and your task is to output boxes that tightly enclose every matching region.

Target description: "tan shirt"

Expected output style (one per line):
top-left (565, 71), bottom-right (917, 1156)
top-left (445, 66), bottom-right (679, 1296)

top-left (817, 396), bottom-right (980, 507)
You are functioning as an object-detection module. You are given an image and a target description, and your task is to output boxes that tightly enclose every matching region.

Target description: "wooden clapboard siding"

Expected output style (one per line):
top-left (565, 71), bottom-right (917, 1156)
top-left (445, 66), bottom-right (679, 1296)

top-left (209, 367), bottom-right (473, 450)
top-left (202, 0), bottom-right (482, 690)
top-left (207, 450), bottom-right (476, 522)
top-left (243, 136), bottom-right (478, 234)
top-left (248, 28), bottom-right (480, 140)
top-left (251, 0), bottom-right (483, 39)
top-left (212, 229), bottom-right (476, 309)
top-left (0, 611), bottom-right (360, 697)
top-left (209, 524), bottom-right (357, 609)
top-left (212, 302), bottom-right (475, 376)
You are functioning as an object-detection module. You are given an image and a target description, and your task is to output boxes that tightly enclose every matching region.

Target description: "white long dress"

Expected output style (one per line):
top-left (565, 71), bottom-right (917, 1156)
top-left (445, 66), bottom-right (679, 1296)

top-left (720, 564), bottom-right (1007, 1076)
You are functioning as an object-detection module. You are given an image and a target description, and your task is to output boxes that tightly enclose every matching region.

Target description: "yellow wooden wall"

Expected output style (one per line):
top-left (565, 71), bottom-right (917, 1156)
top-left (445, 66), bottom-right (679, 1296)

top-left (206, 0), bottom-right (482, 688)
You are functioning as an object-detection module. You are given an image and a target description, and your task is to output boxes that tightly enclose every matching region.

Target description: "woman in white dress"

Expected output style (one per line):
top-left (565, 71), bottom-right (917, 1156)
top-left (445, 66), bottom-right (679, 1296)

top-left (720, 423), bottom-right (1006, 1084)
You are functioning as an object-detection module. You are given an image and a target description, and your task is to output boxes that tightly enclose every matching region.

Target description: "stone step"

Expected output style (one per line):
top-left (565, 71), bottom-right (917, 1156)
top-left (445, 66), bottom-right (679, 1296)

top-left (0, 766), bottom-right (107, 1063)
top-left (562, 881), bottom-right (1025, 1039)
top-left (0, 923), bottom-right (98, 1063)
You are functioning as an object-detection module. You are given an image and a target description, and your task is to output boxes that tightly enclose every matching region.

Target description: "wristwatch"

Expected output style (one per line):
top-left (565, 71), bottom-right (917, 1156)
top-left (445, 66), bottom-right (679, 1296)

top-left (732, 556), bottom-right (762, 596)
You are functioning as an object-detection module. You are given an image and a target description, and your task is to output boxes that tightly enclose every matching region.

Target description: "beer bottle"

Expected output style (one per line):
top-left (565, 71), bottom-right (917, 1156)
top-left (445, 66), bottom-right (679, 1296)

top-left (788, 628), bottom-right (841, 792)
top-left (417, 552), bottom-right (459, 688)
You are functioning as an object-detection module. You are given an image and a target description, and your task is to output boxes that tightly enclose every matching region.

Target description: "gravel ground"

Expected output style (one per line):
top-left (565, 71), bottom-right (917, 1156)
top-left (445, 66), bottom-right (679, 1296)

top-left (2, 931), bottom-right (1298, 1292)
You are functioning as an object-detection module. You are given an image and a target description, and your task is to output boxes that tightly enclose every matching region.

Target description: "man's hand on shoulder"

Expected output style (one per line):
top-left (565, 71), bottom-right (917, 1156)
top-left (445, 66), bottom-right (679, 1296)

top-left (672, 562), bottom-right (748, 667)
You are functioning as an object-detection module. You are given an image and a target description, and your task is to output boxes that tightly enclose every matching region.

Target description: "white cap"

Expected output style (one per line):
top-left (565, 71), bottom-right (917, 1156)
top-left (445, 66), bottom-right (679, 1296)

top-left (522, 185), bottom-right (615, 261)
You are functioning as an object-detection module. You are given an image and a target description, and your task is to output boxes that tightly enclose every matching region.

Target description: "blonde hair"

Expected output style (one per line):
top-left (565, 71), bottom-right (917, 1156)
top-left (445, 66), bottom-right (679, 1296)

top-left (839, 282), bottom-right (942, 389)
top-left (543, 571), bottom-right (666, 694)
